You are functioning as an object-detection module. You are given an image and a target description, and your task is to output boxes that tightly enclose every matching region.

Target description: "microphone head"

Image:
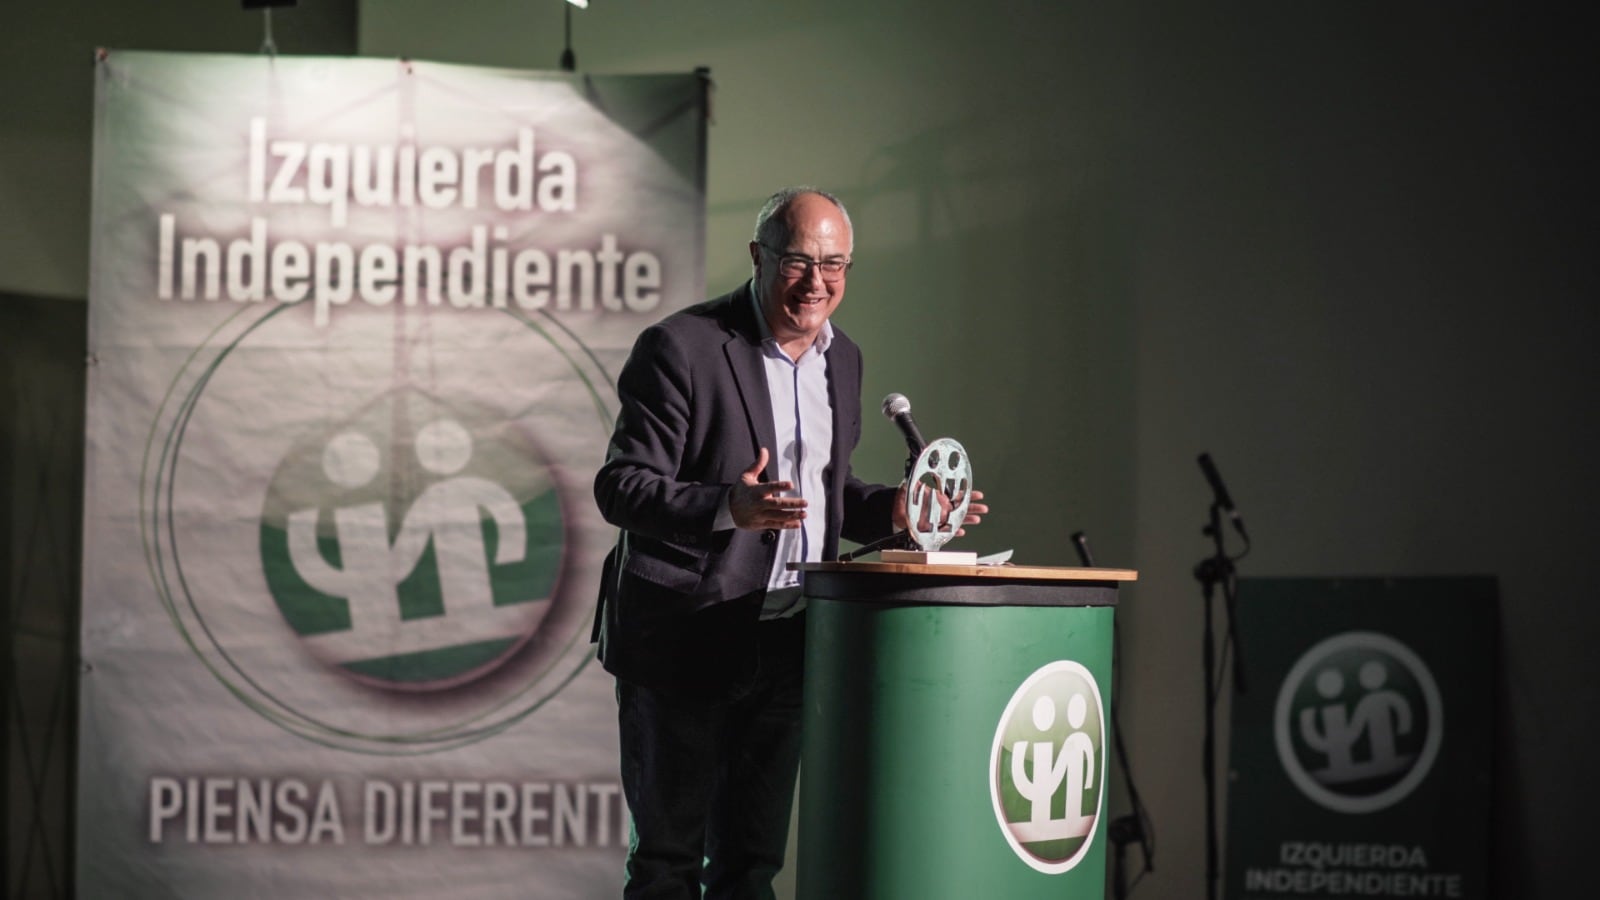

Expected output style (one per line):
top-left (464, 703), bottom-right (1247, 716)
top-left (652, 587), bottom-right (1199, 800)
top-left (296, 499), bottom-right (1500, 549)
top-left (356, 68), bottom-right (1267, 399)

top-left (882, 393), bottom-right (911, 418)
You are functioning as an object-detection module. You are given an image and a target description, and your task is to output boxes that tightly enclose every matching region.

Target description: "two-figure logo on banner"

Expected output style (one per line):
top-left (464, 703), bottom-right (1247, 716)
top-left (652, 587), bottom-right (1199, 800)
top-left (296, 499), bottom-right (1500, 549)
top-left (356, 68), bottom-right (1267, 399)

top-left (990, 660), bottom-right (1106, 874)
top-left (144, 301), bottom-right (614, 755)
top-left (1274, 631), bottom-right (1443, 814)
top-left (262, 390), bottom-right (562, 690)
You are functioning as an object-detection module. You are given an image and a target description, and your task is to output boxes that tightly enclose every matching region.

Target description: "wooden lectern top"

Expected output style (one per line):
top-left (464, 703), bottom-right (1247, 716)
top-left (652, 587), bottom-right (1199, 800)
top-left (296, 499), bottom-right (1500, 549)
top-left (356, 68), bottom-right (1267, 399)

top-left (790, 561), bottom-right (1137, 582)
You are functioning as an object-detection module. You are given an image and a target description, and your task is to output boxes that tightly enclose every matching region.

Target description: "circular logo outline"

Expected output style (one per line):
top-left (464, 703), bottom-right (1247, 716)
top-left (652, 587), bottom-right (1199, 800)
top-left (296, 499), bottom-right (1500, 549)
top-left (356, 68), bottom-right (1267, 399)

top-left (1273, 630), bottom-right (1443, 813)
top-left (139, 300), bottom-right (616, 755)
top-left (988, 659), bottom-right (1107, 875)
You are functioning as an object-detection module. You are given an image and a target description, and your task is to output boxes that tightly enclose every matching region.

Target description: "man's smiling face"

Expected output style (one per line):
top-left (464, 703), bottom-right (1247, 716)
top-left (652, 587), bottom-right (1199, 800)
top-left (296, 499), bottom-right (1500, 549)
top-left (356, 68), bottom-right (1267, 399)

top-left (751, 192), bottom-right (852, 355)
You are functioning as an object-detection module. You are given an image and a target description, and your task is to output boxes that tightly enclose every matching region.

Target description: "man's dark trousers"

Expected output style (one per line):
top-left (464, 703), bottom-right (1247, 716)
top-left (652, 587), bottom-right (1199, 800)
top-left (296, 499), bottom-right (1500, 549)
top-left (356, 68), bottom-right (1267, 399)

top-left (617, 610), bottom-right (807, 900)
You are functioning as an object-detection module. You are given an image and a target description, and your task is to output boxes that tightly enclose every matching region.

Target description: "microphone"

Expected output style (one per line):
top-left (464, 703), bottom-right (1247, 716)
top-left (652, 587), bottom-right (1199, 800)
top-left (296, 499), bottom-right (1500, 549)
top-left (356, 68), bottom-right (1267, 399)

top-left (1071, 531), bottom-right (1097, 567)
top-left (1196, 452), bottom-right (1248, 540)
top-left (881, 393), bottom-right (926, 456)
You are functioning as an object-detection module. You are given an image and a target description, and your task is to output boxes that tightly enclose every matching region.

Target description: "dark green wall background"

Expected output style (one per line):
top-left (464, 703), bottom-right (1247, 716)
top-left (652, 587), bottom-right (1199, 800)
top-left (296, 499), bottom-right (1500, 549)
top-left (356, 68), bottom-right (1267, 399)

top-left (3, 2), bottom-right (1592, 898)
top-left (0, 0), bottom-right (358, 298)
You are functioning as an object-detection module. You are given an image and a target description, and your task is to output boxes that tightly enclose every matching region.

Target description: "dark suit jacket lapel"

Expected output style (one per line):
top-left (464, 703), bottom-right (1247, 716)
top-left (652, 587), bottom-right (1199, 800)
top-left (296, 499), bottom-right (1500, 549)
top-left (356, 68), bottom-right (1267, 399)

top-left (722, 283), bottom-right (779, 482)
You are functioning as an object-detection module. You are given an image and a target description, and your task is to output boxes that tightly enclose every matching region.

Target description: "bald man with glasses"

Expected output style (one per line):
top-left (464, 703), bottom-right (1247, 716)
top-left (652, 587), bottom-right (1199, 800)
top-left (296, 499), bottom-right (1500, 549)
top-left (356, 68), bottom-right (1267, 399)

top-left (594, 187), bottom-right (986, 898)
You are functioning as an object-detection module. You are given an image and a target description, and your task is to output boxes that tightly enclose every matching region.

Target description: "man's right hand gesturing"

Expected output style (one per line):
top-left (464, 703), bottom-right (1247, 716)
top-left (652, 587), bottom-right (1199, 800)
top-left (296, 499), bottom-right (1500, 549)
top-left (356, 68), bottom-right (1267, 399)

top-left (728, 447), bottom-right (808, 530)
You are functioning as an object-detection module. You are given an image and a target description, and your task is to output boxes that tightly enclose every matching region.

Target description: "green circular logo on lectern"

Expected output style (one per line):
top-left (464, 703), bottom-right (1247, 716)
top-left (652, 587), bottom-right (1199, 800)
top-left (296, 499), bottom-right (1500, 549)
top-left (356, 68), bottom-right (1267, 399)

top-left (989, 660), bottom-right (1106, 874)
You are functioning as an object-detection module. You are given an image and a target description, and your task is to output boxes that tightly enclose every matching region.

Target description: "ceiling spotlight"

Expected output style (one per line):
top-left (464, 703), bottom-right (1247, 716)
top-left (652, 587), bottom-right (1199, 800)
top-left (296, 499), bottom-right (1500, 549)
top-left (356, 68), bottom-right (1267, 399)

top-left (559, 0), bottom-right (586, 70)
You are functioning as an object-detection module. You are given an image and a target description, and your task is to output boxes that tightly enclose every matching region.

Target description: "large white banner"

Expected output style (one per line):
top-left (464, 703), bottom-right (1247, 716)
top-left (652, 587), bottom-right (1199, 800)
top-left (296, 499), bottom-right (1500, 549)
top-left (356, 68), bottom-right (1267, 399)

top-left (80, 50), bottom-right (706, 898)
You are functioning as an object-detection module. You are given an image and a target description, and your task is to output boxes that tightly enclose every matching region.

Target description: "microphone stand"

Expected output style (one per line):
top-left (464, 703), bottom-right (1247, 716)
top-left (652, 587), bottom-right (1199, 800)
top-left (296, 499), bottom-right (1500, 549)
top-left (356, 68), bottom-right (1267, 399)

top-left (1194, 501), bottom-right (1243, 900)
top-left (1079, 528), bottom-right (1153, 900)
top-left (1110, 816), bottom-right (1144, 900)
top-left (838, 529), bottom-right (910, 562)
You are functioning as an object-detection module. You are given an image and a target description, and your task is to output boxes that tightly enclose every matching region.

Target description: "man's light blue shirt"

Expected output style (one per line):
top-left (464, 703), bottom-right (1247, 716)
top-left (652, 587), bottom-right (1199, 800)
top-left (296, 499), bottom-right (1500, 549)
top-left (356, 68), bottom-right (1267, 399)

top-left (714, 290), bottom-right (834, 618)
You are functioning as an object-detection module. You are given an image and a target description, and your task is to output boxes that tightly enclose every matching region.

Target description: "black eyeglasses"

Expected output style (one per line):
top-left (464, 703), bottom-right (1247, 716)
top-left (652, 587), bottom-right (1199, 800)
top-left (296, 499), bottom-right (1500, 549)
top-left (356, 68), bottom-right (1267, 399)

top-left (760, 244), bottom-right (852, 282)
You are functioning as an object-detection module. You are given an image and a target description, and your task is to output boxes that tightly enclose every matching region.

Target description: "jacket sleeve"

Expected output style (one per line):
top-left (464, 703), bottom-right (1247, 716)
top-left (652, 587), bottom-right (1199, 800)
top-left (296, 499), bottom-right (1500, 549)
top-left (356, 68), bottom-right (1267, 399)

top-left (840, 474), bottom-right (899, 547)
top-left (593, 323), bottom-right (729, 544)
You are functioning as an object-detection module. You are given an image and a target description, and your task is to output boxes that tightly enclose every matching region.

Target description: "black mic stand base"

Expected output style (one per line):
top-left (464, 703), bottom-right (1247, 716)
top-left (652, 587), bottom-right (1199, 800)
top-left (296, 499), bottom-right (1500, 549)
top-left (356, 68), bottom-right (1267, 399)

top-left (838, 530), bottom-right (911, 563)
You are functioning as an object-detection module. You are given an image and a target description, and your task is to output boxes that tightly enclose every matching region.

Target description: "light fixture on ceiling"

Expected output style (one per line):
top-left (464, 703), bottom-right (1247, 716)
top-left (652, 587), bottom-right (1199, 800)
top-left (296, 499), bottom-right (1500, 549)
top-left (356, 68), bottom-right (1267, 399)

top-left (560, 0), bottom-right (587, 70)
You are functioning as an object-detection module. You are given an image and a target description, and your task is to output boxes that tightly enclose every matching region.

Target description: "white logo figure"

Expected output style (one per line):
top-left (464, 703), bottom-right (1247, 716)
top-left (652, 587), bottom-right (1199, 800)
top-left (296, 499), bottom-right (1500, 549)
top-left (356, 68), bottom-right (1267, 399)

top-left (284, 419), bottom-right (532, 668)
top-left (1011, 694), bottom-right (1095, 842)
top-left (286, 430), bottom-right (399, 630)
top-left (1274, 632), bottom-right (1442, 814)
top-left (388, 419), bottom-right (526, 611)
top-left (1300, 661), bottom-right (1415, 784)
top-left (1349, 661), bottom-right (1415, 777)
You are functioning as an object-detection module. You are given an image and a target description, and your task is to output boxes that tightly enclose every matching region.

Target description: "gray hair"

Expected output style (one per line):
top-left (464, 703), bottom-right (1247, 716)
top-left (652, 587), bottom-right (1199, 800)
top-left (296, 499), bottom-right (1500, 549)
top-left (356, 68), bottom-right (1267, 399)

top-left (752, 186), bottom-right (854, 255)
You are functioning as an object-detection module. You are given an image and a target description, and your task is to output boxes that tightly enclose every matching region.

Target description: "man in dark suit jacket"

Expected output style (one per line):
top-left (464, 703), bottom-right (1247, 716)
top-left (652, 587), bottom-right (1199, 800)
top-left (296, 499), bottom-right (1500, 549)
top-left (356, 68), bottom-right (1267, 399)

top-left (593, 188), bottom-right (925, 898)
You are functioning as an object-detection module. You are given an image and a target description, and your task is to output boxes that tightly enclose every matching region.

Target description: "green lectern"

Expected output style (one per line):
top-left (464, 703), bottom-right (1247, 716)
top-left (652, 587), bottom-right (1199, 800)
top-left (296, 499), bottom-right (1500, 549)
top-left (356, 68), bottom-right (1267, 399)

top-left (792, 561), bottom-right (1136, 900)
